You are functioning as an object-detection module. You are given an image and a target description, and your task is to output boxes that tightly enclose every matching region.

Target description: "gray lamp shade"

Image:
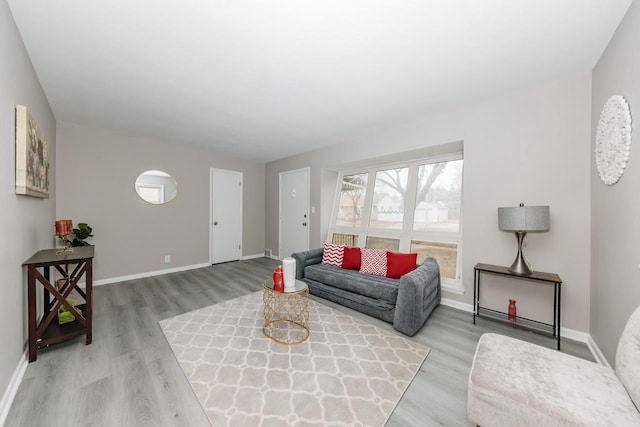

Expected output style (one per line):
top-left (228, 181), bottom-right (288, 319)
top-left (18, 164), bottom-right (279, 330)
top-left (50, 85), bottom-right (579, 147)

top-left (498, 205), bottom-right (550, 232)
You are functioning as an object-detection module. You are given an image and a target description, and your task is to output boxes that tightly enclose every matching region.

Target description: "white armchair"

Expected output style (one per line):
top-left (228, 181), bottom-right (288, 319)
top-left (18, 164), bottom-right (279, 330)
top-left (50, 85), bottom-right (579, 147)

top-left (467, 306), bottom-right (640, 426)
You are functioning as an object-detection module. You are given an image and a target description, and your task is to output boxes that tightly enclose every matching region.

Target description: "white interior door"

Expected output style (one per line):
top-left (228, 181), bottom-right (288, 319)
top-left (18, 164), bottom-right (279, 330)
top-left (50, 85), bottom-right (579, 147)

top-left (210, 169), bottom-right (242, 263)
top-left (279, 168), bottom-right (309, 259)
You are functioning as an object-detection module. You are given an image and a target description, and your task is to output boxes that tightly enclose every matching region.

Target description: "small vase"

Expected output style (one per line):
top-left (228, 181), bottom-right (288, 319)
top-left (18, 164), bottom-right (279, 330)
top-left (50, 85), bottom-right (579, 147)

top-left (508, 299), bottom-right (517, 322)
top-left (273, 266), bottom-right (284, 292)
top-left (282, 257), bottom-right (296, 292)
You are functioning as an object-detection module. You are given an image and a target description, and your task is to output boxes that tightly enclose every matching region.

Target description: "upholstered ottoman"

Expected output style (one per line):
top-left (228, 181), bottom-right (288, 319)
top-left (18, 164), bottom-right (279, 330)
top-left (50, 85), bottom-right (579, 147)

top-left (467, 332), bottom-right (640, 426)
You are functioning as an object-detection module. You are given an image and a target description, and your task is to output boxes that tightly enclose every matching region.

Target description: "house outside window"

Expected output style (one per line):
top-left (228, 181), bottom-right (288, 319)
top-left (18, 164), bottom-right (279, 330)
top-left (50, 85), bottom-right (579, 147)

top-left (329, 154), bottom-right (463, 291)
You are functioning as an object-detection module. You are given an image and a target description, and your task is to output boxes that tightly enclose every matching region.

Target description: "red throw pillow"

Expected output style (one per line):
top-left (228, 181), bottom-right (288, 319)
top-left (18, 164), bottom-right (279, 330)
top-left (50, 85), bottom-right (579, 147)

top-left (321, 242), bottom-right (345, 266)
top-left (359, 248), bottom-right (387, 276)
top-left (386, 252), bottom-right (418, 279)
top-left (342, 247), bottom-right (361, 270)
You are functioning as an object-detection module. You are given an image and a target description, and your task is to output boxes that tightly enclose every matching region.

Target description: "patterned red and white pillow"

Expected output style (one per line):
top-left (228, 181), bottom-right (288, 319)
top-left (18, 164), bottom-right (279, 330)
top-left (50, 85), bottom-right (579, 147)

top-left (321, 242), bottom-right (345, 267)
top-left (359, 248), bottom-right (387, 276)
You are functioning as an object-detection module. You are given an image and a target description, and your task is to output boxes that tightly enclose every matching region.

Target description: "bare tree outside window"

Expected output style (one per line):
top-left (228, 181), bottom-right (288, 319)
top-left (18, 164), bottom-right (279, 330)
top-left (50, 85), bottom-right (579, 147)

top-left (336, 173), bottom-right (367, 227)
top-left (414, 160), bottom-right (462, 232)
top-left (370, 168), bottom-right (408, 229)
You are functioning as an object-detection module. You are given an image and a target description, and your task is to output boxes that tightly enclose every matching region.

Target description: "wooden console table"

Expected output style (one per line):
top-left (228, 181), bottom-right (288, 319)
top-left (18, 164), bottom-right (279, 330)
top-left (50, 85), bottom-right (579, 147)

top-left (473, 263), bottom-right (562, 350)
top-left (23, 246), bottom-right (94, 362)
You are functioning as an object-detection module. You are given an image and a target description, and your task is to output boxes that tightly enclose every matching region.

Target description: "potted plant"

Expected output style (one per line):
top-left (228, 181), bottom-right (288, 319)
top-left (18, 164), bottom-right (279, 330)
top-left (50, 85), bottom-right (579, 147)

top-left (71, 222), bottom-right (93, 247)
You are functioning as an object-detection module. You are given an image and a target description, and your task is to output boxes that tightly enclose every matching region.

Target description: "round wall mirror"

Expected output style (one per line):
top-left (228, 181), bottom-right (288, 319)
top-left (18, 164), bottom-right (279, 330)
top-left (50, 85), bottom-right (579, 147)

top-left (135, 170), bottom-right (178, 204)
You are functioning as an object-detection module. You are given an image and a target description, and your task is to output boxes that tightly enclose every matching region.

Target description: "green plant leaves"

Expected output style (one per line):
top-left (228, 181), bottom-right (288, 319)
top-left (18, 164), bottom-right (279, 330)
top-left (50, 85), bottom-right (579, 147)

top-left (71, 222), bottom-right (93, 247)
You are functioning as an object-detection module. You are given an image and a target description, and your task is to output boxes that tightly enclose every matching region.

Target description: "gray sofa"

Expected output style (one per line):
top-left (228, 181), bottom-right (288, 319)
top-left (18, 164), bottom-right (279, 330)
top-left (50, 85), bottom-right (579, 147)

top-left (292, 247), bottom-right (441, 336)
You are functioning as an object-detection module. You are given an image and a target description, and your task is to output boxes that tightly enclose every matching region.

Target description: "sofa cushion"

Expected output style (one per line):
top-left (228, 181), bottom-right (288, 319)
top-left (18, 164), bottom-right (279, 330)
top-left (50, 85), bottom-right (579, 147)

top-left (615, 305), bottom-right (640, 409)
top-left (341, 247), bottom-right (361, 270)
top-left (303, 264), bottom-right (399, 305)
top-left (386, 252), bottom-right (417, 279)
top-left (321, 242), bottom-right (344, 266)
top-left (468, 333), bottom-right (640, 426)
top-left (359, 248), bottom-right (387, 276)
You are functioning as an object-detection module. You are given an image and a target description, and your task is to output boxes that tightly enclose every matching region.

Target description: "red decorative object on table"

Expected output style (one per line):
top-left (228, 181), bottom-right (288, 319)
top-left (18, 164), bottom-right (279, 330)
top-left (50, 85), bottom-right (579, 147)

top-left (55, 219), bottom-right (74, 254)
top-left (273, 266), bottom-right (284, 292)
top-left (508, 299), bottom-right (517, 322)
top-left (55, 219), bottom-right (73, 236)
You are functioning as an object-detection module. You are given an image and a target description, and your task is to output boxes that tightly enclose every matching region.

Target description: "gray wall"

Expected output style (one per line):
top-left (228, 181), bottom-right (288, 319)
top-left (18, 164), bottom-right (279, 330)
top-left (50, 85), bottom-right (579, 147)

top-left (56, 122), bottom-right (265, 281)
top-left (591, 1), bottom-right (640, 364)
top-left (266, 72), bottom-right (592, 333)
top-left (0, 0), bottom-right (56, 406)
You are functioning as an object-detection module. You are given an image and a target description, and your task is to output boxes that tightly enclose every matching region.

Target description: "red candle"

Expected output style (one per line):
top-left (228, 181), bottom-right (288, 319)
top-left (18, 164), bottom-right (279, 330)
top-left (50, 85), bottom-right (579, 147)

top-left (55, 220), bottom-right (72, 236)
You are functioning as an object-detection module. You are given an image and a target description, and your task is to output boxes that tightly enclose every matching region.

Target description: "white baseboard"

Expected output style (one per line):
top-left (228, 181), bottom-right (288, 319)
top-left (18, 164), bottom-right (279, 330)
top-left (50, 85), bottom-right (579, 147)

top-left (0, 352), bottom-right (27, 427)
top-left (441, 298), bottom-right (474, 312)
top-left (560, 327), bottom-right (589, 344)
top-left (240, 254), bottom-right (265, 260)
top-left (94, 263), bottom-right (210, 286)
top-left (94, 256), bottom-right (277, 287)
top-left (587, 335), bottom-right (611, 368)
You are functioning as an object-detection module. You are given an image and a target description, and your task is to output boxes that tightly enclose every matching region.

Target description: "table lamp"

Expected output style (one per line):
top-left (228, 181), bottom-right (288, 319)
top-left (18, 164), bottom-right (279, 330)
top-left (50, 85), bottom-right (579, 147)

top-left (498, 204), bottom-right (549, 275)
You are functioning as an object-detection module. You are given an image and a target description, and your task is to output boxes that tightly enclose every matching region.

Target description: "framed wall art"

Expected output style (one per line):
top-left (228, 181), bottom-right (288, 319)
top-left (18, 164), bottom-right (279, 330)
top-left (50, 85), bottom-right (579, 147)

top-left (15, 105), bottom-right (50, 198)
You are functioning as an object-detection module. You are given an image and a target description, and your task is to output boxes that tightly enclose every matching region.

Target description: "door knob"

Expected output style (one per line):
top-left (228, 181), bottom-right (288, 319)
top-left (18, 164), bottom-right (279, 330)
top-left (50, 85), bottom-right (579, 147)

top-left (213, 221), bottom-right (218, 226)
top-left (302, 222), bottom-right (307, 226)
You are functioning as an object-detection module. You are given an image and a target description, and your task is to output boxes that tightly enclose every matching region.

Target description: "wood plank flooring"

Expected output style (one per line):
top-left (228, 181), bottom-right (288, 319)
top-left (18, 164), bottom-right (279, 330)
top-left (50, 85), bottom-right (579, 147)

top-left (5, 257), bottom-right (593, 426)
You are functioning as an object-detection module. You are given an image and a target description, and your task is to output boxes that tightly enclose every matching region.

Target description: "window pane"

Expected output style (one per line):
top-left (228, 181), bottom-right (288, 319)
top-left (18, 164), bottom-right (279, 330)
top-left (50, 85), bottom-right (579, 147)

top-left (365, 236), bottom-right (400, 252)
top-left (336, 173), bottom-right (368, 227)
top-left (369, 168), bottom-right (408, 229)
top-left (138, 186), bottom-right (163, 203)
top-left (413, 160), bottom-right (462, 232)
top-left (411, 240), bottom-right (457, 279)
top-left (332, 233), bottom-right (358, 246)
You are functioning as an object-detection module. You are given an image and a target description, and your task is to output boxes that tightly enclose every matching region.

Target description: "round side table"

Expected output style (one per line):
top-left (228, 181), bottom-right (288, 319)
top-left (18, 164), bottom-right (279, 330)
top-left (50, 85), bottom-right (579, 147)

top-left (262, 279), bottom-right (310, 345)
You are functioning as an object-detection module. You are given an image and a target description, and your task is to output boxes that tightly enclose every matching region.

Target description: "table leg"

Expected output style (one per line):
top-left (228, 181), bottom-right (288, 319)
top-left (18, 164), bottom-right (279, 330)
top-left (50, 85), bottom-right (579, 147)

top-left (557, 282), bottom-right (561, 351)
top-left (473, 269), bottom-right (477, 324)
top-left (27, 266), bottom-right (37, 362)
top-left (85, 259), bottom-right (93, 345)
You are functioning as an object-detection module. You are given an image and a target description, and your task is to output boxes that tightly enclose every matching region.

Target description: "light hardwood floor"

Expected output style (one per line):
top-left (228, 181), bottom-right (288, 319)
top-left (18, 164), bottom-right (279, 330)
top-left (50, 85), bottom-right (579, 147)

top-left (5, 257), bottom-right (593, 426)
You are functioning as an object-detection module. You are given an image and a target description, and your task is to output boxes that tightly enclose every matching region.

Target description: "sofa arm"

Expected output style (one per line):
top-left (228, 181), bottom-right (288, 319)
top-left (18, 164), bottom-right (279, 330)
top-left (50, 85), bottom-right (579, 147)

top-left (291, 248), bottom-right (324, 279)
top-left (393, 257), bottom-right (441, 336)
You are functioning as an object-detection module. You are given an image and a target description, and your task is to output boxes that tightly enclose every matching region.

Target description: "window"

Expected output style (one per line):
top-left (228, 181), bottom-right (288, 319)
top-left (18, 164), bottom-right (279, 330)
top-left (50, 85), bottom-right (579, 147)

top-left (410, 240), bottom-right (458, 280)
top-left (137, 184), bottom-right (164, 204)
top-left (332, 233), bottom-right (358, 246)
top-left (365, 236), bottom-right (400, 252)
top-left (329, 153), bottom-right (463, 289)
top-left (336, 173), bottom-right (368, 228)
top-left (369, 168), bottom-right (408, 230)
top-left (413, 160), bottom-right (462, 233)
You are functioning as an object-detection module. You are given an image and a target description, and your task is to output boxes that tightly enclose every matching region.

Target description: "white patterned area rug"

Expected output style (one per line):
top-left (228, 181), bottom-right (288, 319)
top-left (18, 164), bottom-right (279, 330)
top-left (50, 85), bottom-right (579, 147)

top-left (159, 292), bottom-right (430, 427)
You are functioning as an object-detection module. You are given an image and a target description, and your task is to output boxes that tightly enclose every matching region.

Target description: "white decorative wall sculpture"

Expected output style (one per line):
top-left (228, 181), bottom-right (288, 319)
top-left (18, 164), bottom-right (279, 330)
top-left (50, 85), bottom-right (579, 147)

top-left (595, 95), bottom-right (633, 185)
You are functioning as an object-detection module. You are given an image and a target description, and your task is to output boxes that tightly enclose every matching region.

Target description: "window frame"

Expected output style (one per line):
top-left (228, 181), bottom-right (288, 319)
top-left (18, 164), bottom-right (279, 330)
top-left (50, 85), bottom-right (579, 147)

top-left (328, 152), bottom-right (463, 292)
top-left (136, 184), bottom-right (165, 204)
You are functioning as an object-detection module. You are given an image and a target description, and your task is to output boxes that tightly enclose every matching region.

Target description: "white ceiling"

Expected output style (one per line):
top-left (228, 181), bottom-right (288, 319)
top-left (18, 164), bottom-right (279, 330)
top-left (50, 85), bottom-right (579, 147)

top-left (8, 1), bottom-right (632, 163)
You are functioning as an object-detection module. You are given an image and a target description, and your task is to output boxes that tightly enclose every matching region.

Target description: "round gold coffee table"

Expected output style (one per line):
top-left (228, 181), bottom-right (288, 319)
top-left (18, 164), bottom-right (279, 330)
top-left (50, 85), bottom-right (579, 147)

top-left (262, 279), bottom-right (310, 345)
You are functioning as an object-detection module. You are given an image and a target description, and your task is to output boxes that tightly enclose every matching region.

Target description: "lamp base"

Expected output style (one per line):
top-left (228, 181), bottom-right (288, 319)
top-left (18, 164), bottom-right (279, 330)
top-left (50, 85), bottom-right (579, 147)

top-left (508, 231), bottom-right (533, 275)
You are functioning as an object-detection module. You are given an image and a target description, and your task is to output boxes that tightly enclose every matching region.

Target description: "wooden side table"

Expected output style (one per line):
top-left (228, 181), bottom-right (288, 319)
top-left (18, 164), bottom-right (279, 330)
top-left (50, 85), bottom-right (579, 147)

top-left (23, 246), bottom-right (94, 362)
top-left (473, 262), bottom-right (562, 350)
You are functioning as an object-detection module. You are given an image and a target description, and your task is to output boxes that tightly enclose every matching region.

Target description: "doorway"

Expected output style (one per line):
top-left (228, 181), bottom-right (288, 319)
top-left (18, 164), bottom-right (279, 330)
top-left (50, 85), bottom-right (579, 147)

top-left (279, 168), bottom-right (309, 259)
top-left (210, 168), bottom-right (242, 264)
